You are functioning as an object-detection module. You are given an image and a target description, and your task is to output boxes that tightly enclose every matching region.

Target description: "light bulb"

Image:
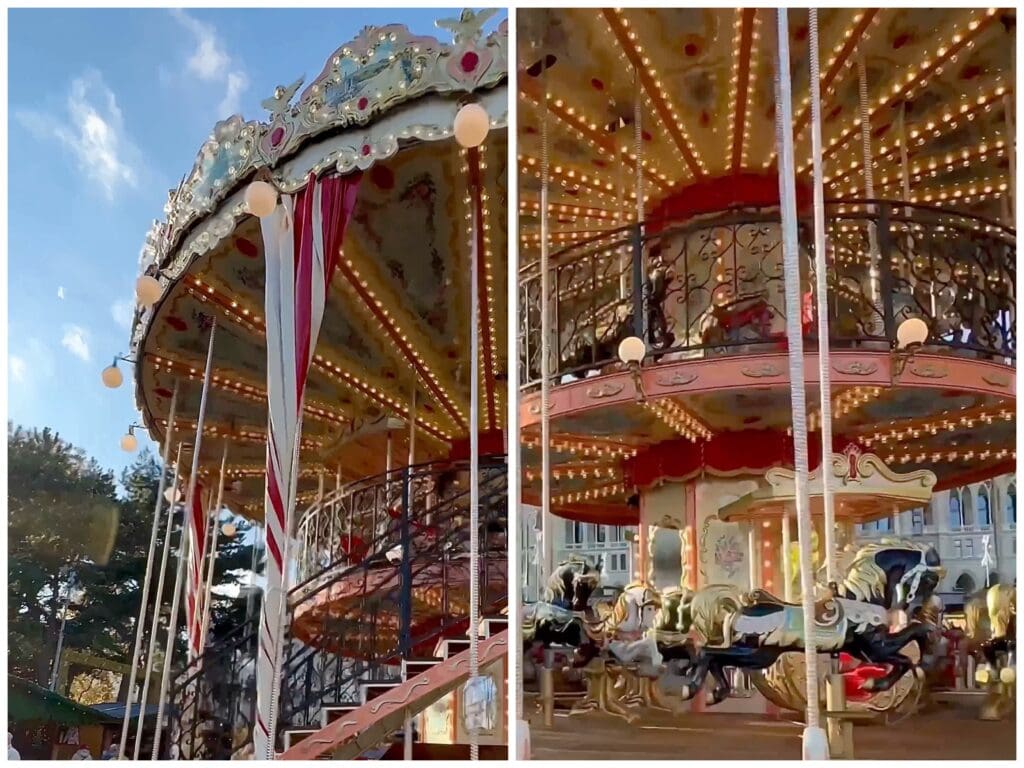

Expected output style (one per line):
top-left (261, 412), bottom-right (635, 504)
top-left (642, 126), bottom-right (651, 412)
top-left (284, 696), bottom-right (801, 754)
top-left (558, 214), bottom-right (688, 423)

top-left (896, 317), bottom-right (928, 349)
top-left (136, 275), bottom-right (162, 307)
top-left (617, 336), bottom-right (646, 364)
top-left (101, 360), bottom-right (124, 389)
top-left (221, 522), bottom-right (237, 538)
top-left (245, 181), bottom-right (278, 217)
top-left (120, 431), bottom-right (138, 452)
top-left (453, 103), bottom-right (490, 148)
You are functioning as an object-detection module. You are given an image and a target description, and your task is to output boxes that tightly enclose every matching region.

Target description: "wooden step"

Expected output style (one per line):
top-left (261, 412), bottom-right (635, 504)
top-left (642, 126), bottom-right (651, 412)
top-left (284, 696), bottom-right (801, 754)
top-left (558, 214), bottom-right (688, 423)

top-left (360, 680), bottom-right (403, 704)
top-left (434, 637), bottom-right (472, 659)
top-left (402, 658), bottom-right (441, 680)
top-left (281, 729), bottom-right (319, 752)
top-left (320, 704), bottom-right (359, 728)
top-left (479, 616), bottom-right (508, 637)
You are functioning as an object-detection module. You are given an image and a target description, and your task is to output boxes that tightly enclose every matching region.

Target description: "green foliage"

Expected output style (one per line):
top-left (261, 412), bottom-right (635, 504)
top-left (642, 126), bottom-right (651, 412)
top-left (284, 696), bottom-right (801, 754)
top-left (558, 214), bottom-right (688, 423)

top-left (8, 423), bottom-right (259, 688)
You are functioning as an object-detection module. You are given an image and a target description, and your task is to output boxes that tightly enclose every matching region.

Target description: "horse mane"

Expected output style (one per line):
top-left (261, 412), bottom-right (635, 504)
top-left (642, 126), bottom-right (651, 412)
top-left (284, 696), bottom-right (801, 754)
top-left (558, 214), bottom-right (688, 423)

top-left (689, 584), bottom-right (744, 645)
top-left (840, 539), bottom-right (930, 604)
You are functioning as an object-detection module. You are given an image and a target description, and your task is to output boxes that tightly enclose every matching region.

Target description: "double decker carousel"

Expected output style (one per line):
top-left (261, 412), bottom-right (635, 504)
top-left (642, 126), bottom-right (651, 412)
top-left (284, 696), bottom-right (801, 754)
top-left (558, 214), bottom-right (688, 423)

top-left (114, 12), bottom-right (509, 760)
top-left (517, 7), bottom-right (1016, 758)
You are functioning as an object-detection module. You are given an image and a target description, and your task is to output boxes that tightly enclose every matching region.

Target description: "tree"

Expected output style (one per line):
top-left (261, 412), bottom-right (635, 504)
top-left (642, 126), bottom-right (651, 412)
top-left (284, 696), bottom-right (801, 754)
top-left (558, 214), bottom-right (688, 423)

top-left (8, 424), bottom-right (259, 693)
top-left (8, 425), bottom-right (122, 684)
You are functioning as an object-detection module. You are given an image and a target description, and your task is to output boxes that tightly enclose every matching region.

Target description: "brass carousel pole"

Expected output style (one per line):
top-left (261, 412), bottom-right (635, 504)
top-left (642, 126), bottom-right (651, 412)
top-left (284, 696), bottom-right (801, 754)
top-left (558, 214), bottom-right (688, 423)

top-left (118, 381), bottom-right (178, 759)
top-left (808, 8), bottom-right (837, 585)
top-left (152, 318), bottom-right (217, 760)
top-left (539, 76), bottom-right (554, 584)
top-left (775, 11), bottom-right (827, 758)
top-left (404, 390), bottom-right (416, 761)
top-left (133, 443), bottom-right (183, 759)
top-left (857, 52), bottom-right (881, 309)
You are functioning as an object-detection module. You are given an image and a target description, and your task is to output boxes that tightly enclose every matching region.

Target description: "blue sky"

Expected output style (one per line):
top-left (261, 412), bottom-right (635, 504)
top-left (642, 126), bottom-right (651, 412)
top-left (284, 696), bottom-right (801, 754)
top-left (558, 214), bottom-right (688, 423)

top-left (8, 7), bottom-right (504, 478)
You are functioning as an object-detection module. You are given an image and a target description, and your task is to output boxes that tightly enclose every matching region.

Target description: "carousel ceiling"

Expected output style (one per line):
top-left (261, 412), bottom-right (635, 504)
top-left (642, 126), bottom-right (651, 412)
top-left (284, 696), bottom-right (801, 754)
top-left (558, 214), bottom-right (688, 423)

top-left (517, 7), bottom-right (1016, 256)
top-left (516, 7), bottom-right (1016, 524)
top-left (130, 17), bottom-right (509, 519)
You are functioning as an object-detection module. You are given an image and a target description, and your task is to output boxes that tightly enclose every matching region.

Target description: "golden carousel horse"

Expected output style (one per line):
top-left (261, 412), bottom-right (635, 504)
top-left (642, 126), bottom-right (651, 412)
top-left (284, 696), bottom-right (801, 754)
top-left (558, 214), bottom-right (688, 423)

top-left (964, 583), bottom-right (1016, 720)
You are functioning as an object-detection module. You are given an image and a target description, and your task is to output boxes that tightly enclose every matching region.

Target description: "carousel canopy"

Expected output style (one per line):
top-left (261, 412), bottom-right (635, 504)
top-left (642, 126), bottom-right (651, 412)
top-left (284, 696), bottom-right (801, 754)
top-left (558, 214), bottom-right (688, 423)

top-left (128, 14), bottom-right (509, 520)
top-left (516, 8), bottom-right (1016, 524)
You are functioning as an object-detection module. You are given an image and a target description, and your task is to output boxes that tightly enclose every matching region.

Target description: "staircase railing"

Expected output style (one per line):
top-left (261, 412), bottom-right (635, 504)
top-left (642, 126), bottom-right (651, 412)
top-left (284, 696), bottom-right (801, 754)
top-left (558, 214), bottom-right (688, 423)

top-left (166, 456), bottom-right (507, 758)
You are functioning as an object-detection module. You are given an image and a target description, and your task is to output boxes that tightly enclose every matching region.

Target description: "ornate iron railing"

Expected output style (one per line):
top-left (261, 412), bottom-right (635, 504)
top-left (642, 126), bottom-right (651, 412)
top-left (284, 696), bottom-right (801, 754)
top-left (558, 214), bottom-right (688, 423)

top-left (518, 200), bottom-right (1015, 387)
top-left (168, 457), bottom-right (508, 758)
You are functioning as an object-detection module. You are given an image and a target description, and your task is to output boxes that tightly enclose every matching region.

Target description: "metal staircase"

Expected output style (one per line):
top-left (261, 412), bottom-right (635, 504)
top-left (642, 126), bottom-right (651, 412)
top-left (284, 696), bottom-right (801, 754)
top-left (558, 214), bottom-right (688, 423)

top-left (167, 457), bottom-right (507, 759)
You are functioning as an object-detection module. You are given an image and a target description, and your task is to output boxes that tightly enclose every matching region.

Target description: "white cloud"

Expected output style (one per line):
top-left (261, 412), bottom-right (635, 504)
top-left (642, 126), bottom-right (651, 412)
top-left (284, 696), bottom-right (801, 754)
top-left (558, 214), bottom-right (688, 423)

top-left (170, 9), bottom-right (250, 118)
top-left (57, 286), bottom-right (65, 300)
top-left (61, 325), bottom-right (91, 362)
top-left (111, 298), bottom-right (135, 330)
top-left (16, 70), bottom-right (142, 199)
top-left (9, 356), bottom-right (27, 383)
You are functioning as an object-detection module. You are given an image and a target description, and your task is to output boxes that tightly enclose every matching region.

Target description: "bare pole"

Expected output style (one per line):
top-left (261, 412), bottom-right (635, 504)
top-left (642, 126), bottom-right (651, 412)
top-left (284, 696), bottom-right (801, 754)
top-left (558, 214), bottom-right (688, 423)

top-left (808, 9), bottom-right (837, 585)
top-left (539, 76), bottom-right (554, 583)
top-left (118, 381), bottom-right (179, 758)
top-left (199, 442), bottom-right (229, 652)
top-left (134, 444), bottom-right (183, 759)
top-left (152, 319), bottom-right (217, 760)
top-left (775, 11), bottom-right (826, 757)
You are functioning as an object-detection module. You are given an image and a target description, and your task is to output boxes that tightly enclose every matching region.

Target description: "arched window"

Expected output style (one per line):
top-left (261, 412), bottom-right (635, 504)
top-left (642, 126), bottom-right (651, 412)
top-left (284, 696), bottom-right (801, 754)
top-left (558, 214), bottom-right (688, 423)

top-left (950, 491), bottom-right (964, 529)
top-left (978, 485), bottom-right (992, 527)
top-left (955, 572), bottom-right (977, 594)
top-left (1007, 483), bottom-right (1017, 526)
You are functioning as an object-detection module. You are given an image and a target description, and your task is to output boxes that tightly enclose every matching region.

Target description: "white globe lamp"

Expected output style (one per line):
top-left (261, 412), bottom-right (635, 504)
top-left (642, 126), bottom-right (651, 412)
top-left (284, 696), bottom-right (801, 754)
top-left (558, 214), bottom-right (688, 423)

top-left (896, 317), bottom-right (928, 349)
top-left (101, 359), bottom-right (124, 389)
top-left (617, 335), bottom-right (647, 365)
top-left (164, 486), bottom-right (182, 504)
top-left (245, 180), bottom-right (278, 218)
top-left (120, 429), bottom-right (138, 453)
top-left (135, 275), bottom-right (162, 308)
top-left (454, 103), bottom-right (490, 149)
top-left (221, 521), bottom-right (237, 538)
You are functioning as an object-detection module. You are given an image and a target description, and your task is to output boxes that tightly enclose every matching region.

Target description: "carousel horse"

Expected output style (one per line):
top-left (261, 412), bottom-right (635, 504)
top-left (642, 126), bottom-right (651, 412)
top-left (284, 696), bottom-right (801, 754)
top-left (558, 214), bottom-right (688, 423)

top-left (965, 582), bottom-right (1016, 709)
top-left (658, 541), bottom-right (944, 705)
top-left (521, 558), bottom-right (603, 656)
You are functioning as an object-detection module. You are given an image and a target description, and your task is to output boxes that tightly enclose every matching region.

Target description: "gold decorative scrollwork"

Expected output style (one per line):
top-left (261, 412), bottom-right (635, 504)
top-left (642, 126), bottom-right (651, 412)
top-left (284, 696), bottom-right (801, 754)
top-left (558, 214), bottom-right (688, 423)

top-left (908, 363), bottom-right (948, 379)
top-left (983, 372), bottom-right (1011, 388)
top-left (655, 371), bottom-right (699, 387)
top-left (741, 363), bottom-right (784, 378)
top-left (587, 382), bottom-right (625, 399)
top-left (833, 360), bottom-right (878, 376)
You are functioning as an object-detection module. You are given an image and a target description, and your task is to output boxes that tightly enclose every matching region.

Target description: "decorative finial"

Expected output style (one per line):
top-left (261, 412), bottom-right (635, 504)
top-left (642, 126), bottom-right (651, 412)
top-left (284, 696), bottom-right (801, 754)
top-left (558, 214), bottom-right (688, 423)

top-left (261, 76), bottom-right (305, 119)
top-left (436, 8), bottom-right (497, 46)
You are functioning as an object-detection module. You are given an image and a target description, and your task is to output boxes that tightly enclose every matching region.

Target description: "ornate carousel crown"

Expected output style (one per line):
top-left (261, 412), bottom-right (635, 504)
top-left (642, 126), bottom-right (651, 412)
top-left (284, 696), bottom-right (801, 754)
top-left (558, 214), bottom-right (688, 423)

top-left (136, 10), bottom-right (508, 300)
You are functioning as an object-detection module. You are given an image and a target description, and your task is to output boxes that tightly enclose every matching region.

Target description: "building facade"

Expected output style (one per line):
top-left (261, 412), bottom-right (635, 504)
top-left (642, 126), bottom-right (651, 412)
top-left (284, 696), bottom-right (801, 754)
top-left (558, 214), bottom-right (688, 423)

top-left (856, 474), bottom-right (1017, 604)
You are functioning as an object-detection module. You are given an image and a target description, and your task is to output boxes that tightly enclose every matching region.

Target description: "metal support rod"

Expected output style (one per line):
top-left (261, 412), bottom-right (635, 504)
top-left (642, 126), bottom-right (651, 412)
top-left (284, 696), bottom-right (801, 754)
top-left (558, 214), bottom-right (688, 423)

top-left (857, 53), bottom-right (880, 305)
top-left (631, 64), bottom-right (646, 342)
top-left (808, 9), bottom-right (837, 584)
top-left (782, 509), bottom-right (793, 602)
top-left (1004, 94), bottom-right (1016, 224)
top-left (152, 319), bottom-right (216, 760)
top-left (468, 145), bottom-right (482, 762)
top-left (776, 11), bottom-right (825, 751)
top-left (134, 444), bottom-right (183, 759)
top-left (199, 443), bottom-right (229, 652)
top-left (118, 382), bottom-right (179, 758)
top-left (49, 568), bottom-right (73, 691)
top-left (539, 88), bottom-right (554, 582)
top-left (399, 383), bottom-right (415, 656)
top-left (404, 376), bottom-right (418, 762)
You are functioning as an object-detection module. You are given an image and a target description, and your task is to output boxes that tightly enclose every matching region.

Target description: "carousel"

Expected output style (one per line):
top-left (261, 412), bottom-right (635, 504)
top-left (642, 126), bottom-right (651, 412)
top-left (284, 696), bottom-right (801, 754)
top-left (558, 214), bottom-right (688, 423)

top-left (517, 7), bottom-right (1016, 760)
top-left (105, 11), bottom-right (509, 760)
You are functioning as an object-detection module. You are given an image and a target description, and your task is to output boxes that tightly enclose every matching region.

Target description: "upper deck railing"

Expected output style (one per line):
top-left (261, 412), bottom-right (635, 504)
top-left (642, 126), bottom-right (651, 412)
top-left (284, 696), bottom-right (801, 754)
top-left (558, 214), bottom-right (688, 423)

top-left (518, 200), bottom-right (1015, 388)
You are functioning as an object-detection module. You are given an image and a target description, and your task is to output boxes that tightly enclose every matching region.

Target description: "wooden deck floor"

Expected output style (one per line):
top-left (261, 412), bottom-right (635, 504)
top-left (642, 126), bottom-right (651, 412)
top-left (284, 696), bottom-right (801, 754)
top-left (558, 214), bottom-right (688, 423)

top-left (527, 703), bottom-right (1015, 760)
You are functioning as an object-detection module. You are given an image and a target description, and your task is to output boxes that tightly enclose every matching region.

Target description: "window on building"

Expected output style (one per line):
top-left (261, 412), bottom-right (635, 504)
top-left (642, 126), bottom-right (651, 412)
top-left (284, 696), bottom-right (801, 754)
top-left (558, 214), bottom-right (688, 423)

top-left (950, 492), bottom-right (964, 530)
top-left (596, 525), bottom-right (607, 543)
top-left (964, 538), bottom-right (974, 558)
top-left (978, 486), bottom-right (991, 527)
top-left (911, 508), bottom-right (924, 534)
top-left (955, 572), bottom-right (977, 593)
top-left (1007, 483), bottom-right (1017, 526)
top-left (572, 521), bottom-right (585, 544)
top-left (878, 517), bottom-right (891, 532)
top-left (953, 539), bottom-right (962, 559)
